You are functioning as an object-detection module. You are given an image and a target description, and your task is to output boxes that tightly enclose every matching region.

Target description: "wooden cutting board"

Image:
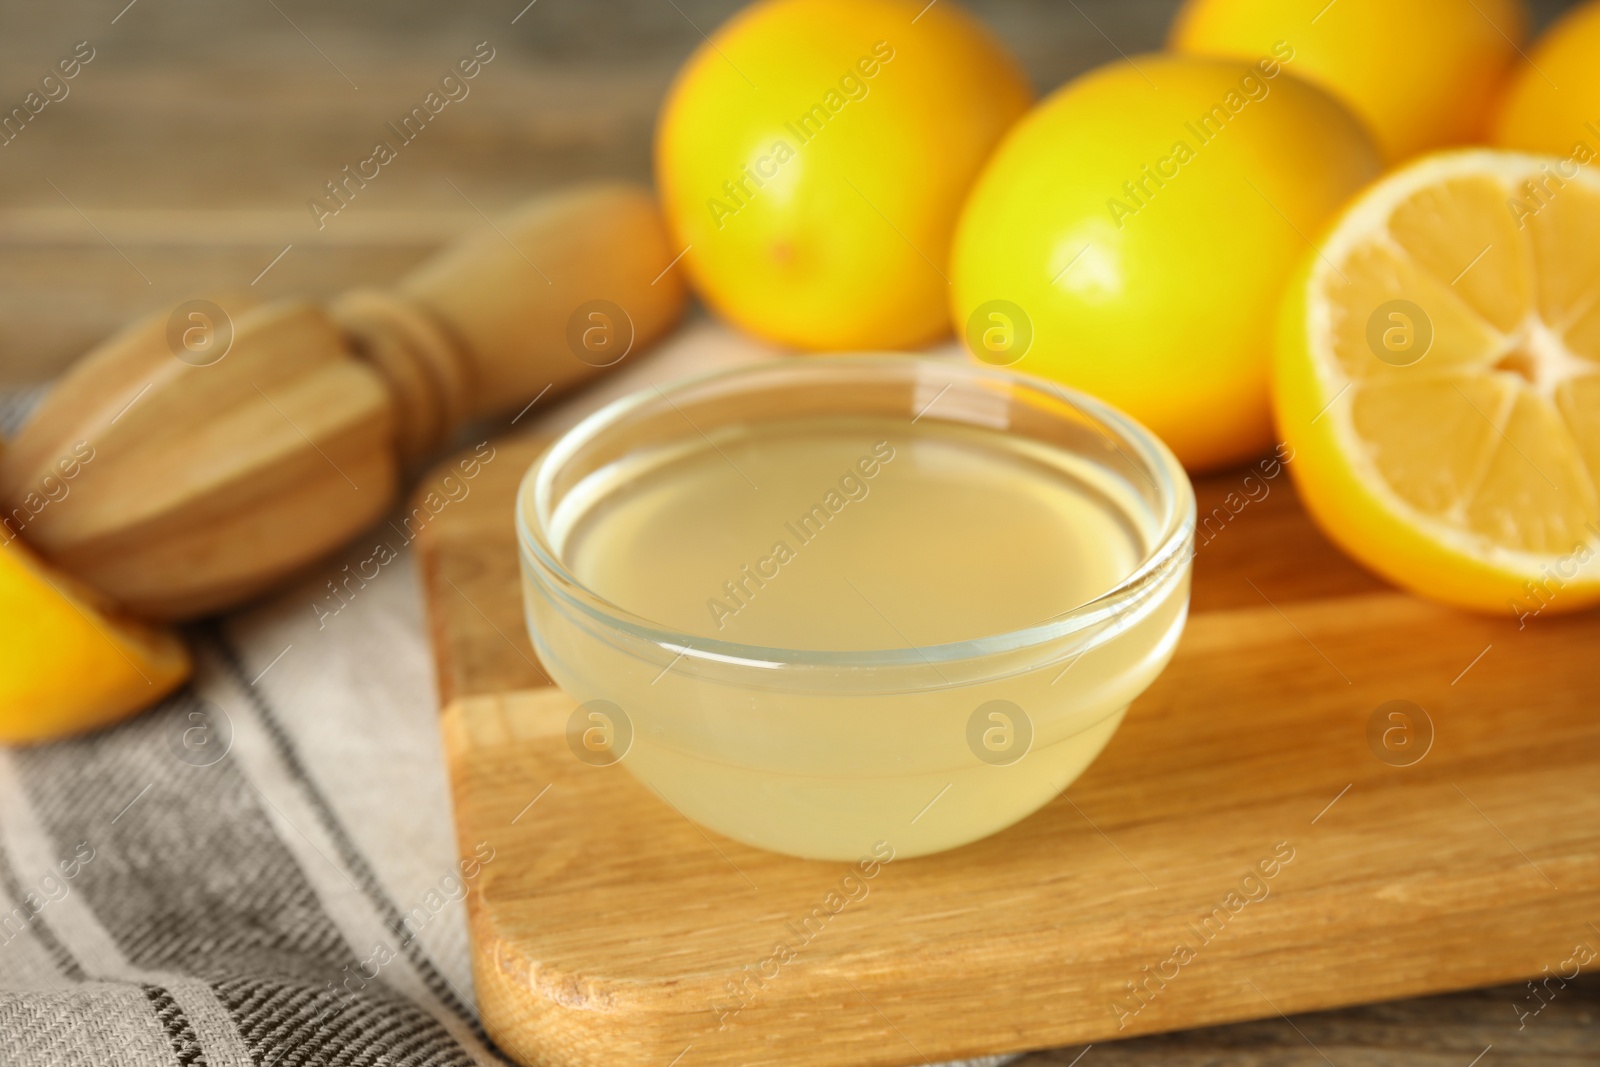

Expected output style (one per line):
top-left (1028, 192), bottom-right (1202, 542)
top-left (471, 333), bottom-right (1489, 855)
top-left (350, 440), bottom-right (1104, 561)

top-left (414, 426), bottom-right (1600, 1067)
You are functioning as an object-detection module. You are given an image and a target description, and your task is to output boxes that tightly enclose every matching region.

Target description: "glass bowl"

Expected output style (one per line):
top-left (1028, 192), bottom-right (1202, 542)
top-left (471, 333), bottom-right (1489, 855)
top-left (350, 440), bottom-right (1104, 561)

top-left (517, 356), bottom-right (1195, 860)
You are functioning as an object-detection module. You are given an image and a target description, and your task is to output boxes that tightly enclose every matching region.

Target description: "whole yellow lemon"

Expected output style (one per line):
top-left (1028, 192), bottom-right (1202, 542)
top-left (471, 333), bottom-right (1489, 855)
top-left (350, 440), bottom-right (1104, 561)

top-left (1493, 0), bottom-right (1600, 156)
top-left (655, 0), bottom-right (1031, 350)
top-left (950, 55), bottom-right (1381, 471)
top-left (1171, 0), bottom-right (1526, 161)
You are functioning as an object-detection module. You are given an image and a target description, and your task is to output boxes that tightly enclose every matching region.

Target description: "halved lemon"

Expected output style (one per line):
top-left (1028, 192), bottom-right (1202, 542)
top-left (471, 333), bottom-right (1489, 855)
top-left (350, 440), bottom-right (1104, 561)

top-left (1276, 150), bottom-right (1600, 617)
top-left (0, 530), bottom-right (190, 743)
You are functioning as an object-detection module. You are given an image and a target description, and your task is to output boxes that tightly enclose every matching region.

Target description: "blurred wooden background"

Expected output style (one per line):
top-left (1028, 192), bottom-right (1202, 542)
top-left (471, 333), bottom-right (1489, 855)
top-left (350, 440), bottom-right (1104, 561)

top-left (0, 0), bottom-right (1580, 385)
top-left (3, 0), bottom-right (1597, 1063)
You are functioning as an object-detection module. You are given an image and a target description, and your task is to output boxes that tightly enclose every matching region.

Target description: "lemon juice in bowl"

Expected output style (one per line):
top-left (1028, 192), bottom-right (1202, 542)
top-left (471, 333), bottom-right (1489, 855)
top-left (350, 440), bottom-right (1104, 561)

top-left (518, 358), bottom-right (1194, 860)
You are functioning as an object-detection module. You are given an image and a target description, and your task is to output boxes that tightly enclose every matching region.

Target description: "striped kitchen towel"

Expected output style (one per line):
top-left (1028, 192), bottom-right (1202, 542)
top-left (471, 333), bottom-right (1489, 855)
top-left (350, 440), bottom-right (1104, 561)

top-left (0, 370), bottom-right (503, 1064)
top-left (0, 571), bottom-right (504, 1065)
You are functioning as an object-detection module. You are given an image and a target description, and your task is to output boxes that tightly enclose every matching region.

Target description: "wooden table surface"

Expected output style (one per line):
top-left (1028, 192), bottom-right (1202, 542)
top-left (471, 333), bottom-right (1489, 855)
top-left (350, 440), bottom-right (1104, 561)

top-left (4, 0), bottom-right (1596, 1062)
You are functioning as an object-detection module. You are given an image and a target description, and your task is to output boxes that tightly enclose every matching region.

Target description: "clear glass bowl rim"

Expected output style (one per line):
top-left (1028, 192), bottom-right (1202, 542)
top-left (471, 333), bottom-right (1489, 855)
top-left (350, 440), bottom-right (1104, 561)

top-left (516, 355), bottom-right (1197, 672)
